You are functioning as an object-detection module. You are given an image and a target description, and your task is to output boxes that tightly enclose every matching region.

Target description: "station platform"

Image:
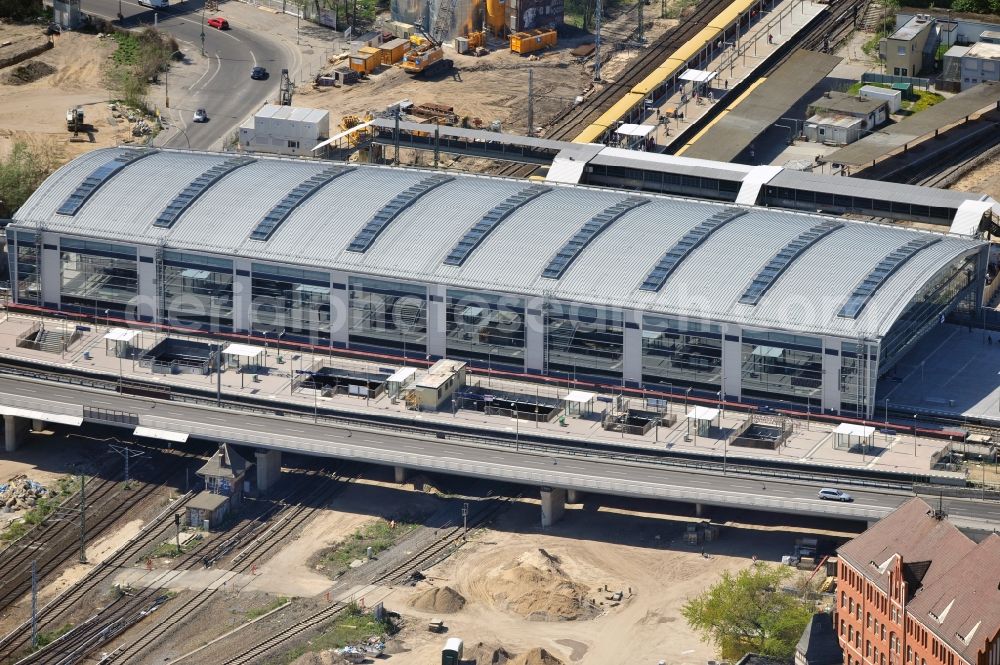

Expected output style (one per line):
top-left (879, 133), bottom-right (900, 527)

top-left (878, 322), bottom-right (1000, 425)
top-left (0, 312), bottom-right (963, 481)
top-left (677, 50), bottom-right (841, 161)
top-left (633, 0), bottom-right (828, 152)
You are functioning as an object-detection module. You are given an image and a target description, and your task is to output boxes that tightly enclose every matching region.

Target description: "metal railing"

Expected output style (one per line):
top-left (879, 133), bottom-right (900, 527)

top-left (0, 356), bottom-right (922, 491)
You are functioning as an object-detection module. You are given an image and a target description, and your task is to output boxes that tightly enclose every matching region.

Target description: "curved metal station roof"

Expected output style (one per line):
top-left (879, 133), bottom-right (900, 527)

top-left (14, 148), bottom-right (984, 339)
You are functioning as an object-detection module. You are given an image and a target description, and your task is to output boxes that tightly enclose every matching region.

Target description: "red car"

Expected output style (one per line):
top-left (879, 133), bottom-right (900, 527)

top-left (207, 17), bottom-right (229, 29)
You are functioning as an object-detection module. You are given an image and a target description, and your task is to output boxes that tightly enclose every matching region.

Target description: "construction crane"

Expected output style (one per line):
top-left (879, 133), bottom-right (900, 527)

top-left (398, 28), bottom-right (454, 77)
top-left (278, 69), bottom-right (293, 106)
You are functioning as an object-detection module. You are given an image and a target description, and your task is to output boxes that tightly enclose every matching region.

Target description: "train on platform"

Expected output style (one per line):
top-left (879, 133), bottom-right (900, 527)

top-left (573, 0), bottom-right (777, 145)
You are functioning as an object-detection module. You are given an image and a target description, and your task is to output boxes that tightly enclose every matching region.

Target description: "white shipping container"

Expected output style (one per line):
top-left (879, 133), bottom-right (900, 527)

top-left (859, 85), bottom-right (902, 113)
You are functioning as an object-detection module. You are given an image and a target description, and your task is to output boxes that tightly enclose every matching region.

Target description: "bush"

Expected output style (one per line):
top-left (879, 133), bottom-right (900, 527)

top-left (0, 139), bottom-right (64, 215)
top-left (104, 27), bottom-right (177, 109)
top-left (0, 0), bottom-right (43, 20)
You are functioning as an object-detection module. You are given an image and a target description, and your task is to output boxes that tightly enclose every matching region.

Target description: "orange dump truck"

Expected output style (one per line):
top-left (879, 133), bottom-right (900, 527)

top-left (510, 28), bottom-right (557, 55)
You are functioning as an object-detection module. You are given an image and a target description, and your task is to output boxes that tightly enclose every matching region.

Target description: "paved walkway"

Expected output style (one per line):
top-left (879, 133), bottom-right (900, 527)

top-left (0, 313), bottom-right (961, 479)
top-left (626, 0), bottom-right (827, 151)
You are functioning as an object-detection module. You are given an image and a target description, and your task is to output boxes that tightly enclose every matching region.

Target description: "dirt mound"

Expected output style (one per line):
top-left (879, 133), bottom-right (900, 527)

top-left (464, 641), bottom-right (514, 664)
top-left (479, 549), bottom-right (598, 621)
top-left (510, 648), bottom-right (565, 665)
top-left (409, 585), bottom-right (466, 613)
top-left (3, 61), bottom-right (55, 85)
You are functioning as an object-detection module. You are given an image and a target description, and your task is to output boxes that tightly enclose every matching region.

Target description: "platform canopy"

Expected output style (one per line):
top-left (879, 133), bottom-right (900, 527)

top-left (833, 422), bottom-right (876, 450)
top-left (386, 367), bottom-right (417, 384)
top-left (615, 123), bottom-right (656, 138)
top-left (687, 405), bottom-right (720, 421)
top-left (134, 426), bottom-right (189, 443)
top-left (104, 327), bottom-right (138, 342)
top-left (563, 390), bottom-right (596, 404)
top-left (0, 405), bottom-right (82, 426)
top-left (222, 343), bottom-right (265, 359)
top-left (834, 423), bottom-right (876, 437)
top-left (679, 69), bottom-right (717, 83)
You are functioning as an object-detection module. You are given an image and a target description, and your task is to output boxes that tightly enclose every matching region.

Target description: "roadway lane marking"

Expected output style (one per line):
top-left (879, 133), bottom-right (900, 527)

top-left (195, 53), bottom-right (224, 94)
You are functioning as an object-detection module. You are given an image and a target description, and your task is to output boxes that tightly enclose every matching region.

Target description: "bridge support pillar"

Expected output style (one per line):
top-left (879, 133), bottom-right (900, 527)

top-left (567, 489), bottom-right (582, 504)
top-left (394, 466), bottom-right (407, 484)
top-left (695, 502), bottom-right (705, 518)
top-left (540, 487), bottom-right (566, 527)
top-left (255, 450), bottom-right (282, 495)
top-left (3, 415), bottom-right (27, 453)
top-left (31, 419), bottom-right (44, 432)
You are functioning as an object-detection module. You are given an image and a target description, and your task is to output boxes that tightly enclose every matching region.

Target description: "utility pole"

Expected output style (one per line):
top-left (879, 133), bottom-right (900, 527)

top-left (461, 502), bottom-right (469, 535)
top-left (201, 2), bottom-right (206, 56)
top-left (78, 474), bottom-right (86, 563)
top-left (174, 513), bottom-right (182, 555)
top-left (109, 443), bottom-right (147, 489)
top-left (593, 0), bottom-right (603, 82)
top-left (638, 0), bottom-right (645, 44)
top-left (527, 68), bottom-right (534, 137)
top-left (30, 560), bottom-right (37, 649)
top-left (215, 344), bottom-right (222, 407)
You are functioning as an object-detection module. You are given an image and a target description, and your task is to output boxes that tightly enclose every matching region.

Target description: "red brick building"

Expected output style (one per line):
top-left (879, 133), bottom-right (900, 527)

top-left (835, 498), bottom-right (1000, 665)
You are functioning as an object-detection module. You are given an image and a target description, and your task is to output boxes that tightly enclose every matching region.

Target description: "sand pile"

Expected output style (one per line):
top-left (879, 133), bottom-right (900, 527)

top-left (464, 641), bottom-right (514, 664)
top-left (409, 585), bottom-right (466, 613)
top-left (510, 648), bottom-right (565, 665)
top-left (480, 549), bottom-right (598, 621)
top-left (3, 61), bottom-right (55, 85)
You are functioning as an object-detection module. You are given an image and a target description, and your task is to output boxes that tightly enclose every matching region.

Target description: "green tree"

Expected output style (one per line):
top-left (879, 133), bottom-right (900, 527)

top-left (0, 139), bottom-right (65, 215)
top-left (682, 564), bottom-right (813, 661)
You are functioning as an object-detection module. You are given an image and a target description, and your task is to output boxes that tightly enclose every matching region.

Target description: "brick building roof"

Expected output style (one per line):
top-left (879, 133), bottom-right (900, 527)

top-left (838, 497), bottom-right (1000, 663)
top-left (838, 497), bottom-right (976, 597)
top-left (907, 533), bottom-right (1000, 664)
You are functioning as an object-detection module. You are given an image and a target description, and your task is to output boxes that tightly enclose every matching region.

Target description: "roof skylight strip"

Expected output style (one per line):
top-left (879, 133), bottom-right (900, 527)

top-left (249, 165), bottom-right (356, 241)
top-left (837, 237), bottom-right (942, 319)
top-left (56, 149), bottom-right (158, 216)
top-left (153, 157), bottom-right (256, 229)
top-left (739, 220), bottom-right (845, 306)
top-left (443, 184), bottom-right (552, 267)
top-left (639, 208), bottom-right (747, 292)
top-left (541, 197), bottom-right (649, 280)
top-left (346, 174), bottom-right (454, 253)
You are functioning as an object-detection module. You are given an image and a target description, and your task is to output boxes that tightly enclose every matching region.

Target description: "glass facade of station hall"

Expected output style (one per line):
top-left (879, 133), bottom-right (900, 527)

top-left (5, 232), bottom-right (986, 418)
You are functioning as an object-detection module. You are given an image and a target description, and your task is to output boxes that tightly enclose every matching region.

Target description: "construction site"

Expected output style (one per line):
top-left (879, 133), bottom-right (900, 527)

top-left (0, 430), bottom-right (855, 665)
top-left (1, 0), bottom-right (1000, 657)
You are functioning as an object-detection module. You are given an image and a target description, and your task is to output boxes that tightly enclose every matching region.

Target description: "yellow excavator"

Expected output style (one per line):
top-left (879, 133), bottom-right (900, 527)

top-left (398, 29), bottom-right (453, 77)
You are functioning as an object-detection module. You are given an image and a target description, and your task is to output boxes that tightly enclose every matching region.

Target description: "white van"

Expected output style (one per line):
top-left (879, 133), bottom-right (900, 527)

top-left (138, 0), bottom-right (169, 9)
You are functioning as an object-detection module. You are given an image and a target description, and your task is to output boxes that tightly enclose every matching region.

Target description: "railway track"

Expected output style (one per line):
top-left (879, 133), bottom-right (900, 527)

top-left (494, 0), bottom-right (733, 179)
top-left (219, 495), bottom-right (516, 665)
top-left (30, 467), bottom-right (358, 665)
top-left (0, 443), bottom-right (199, 623)
top-left (0, 484), bottom-right (197, 664)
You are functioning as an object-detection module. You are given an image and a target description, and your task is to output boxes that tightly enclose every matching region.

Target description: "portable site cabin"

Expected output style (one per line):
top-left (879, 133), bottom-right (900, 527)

top-left (442, 638), bottom-right (464, 665)
top-left (412, 359), bottom-right (467, 411)
top-left (380, 38), bottom-right (410, 65)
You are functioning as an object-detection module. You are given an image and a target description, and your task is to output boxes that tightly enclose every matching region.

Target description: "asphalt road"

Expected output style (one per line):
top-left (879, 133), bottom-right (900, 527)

top-left (6, 375), bottom-right (1000, 528)
top-left (83, 0), bottom-right (292, 149)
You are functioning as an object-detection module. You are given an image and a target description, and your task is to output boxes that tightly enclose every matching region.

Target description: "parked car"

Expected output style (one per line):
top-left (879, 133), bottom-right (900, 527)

top-left (206, 16), bottom-right (229, 29)
top-left (193, 108), bottom-right (208, 123)
top-left (250, 66), bottom-right (268, 80)
top-left (817, 488), bottom-right (853, 502)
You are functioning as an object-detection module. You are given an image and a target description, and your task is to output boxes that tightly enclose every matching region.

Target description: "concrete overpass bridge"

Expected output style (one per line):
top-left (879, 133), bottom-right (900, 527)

top-left (1, 373), bottom-right (998, 531)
